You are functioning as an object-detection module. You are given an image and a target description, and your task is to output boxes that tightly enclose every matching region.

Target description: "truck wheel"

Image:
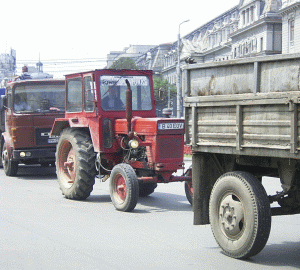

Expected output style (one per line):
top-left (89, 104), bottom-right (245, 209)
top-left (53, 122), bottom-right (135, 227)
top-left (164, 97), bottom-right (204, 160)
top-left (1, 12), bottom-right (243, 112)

top-left (209, 171), bottom-right (271, 259)
top-left (109, 163), bottom-right (139, 212)
top-left (2, 142), bottom-right (18, 176)
top-left (56, 128), bottom-right (96, 200)
top-left (139, 182), bottom-right (157, 197)
top-left (184, 167), bottom-right (193, 205)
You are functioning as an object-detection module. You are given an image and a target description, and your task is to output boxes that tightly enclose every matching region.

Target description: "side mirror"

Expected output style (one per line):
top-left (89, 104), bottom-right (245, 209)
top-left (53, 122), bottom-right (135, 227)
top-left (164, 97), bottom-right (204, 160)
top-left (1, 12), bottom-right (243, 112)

top-left (0, 95), bottom-right (7, 111)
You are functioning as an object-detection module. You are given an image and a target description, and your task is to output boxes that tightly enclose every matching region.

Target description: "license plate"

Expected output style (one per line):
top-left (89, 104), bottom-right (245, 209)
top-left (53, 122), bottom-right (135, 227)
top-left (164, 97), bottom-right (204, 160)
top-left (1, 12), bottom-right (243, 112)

top-left (158, 122), bottom-right (184, 130)
top-left (48, 138), bottom-right (59, 144)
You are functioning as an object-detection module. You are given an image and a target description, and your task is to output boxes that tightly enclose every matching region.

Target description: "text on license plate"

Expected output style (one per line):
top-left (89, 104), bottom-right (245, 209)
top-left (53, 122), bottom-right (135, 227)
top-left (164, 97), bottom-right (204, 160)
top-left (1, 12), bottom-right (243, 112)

top-left (158, 123), bottom-right (184, 130)
top-left (48, 138), bottom-right (59, 144)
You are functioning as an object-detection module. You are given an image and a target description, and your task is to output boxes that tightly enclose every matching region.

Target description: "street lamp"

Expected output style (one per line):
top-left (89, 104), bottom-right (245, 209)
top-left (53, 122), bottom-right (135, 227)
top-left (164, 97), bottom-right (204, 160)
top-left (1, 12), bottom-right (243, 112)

top-left (177, 19), bottom-right (190, 118)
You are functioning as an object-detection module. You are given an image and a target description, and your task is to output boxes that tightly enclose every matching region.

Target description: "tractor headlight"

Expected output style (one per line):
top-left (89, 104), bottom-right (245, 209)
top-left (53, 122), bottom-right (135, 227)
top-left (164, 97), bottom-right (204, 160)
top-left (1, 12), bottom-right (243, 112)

top-left (129, 139), bottom-right (139, 149)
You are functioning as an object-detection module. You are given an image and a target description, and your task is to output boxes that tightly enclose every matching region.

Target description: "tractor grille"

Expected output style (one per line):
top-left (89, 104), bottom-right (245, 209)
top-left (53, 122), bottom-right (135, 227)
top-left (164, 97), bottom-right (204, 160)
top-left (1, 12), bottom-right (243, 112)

top-left (158, 137), bottom-right (182, 159)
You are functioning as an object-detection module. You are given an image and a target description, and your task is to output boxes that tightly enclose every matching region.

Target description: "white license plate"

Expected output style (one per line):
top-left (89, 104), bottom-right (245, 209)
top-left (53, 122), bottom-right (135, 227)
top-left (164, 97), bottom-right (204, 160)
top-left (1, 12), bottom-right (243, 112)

top-left (158, 123), bottom-right (184, 130)
top-left (48, 138), bottom-right (59, 144)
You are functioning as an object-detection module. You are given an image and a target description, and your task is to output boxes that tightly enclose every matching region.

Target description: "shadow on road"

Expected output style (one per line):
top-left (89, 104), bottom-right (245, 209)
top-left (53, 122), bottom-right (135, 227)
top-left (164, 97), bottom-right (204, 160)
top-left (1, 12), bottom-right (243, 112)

top-left (87, 191), bottom-right (192, 213)
top-left (137, 192), bottom-right (192, 212)
top-left (16, 165), bottom-right (57, 180)
top-left (249, 241), bottom-right (300, 268)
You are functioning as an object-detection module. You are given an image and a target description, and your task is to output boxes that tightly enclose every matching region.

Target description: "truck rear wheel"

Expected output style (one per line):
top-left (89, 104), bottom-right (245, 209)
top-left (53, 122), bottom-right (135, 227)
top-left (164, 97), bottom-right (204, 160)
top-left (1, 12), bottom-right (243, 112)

top-left (209, 171), bottom-right (271, 259)
top-left (109, 163), bottom-right (139, 212)
top-left (2, 142), bottom-right (18, 176)
top-left (56, 128), bottom-right (96, 200)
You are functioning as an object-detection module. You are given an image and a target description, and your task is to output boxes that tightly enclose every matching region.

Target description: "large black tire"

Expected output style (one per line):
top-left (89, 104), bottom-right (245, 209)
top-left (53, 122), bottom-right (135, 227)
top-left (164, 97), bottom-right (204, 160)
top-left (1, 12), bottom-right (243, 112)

top-left (56, 128), bottom-right (96, 200)
top-left (2, 142), bottom-right (18, 176)
top-left (209, 171), bottom-right (271, 259)
top-left (139, 182), bottom-right (157, 197)
top-left (184, 167), bottom-right (193, 205)
top-left (109, 163), bottom-right (139, 212)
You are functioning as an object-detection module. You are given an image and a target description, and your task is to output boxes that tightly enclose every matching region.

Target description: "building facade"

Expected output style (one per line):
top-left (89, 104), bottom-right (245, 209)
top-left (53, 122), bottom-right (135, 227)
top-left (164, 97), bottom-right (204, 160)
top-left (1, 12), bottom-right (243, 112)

top-left (0, 49), bottom-right (16, 85)
top-left (280, 0), bottom-right (300, 53)
top-left (162, 0), bottom-right (283, 87)
top-left (106, 45), bottom-right (156, 68)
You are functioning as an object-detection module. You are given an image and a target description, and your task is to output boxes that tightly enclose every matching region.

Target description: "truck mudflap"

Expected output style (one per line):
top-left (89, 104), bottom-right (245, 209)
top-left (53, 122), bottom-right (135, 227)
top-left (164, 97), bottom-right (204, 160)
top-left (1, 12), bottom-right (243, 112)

top-left (12, 147), bottom-right (56, 160)
top-left (193, 153), bottom-right (223, 225)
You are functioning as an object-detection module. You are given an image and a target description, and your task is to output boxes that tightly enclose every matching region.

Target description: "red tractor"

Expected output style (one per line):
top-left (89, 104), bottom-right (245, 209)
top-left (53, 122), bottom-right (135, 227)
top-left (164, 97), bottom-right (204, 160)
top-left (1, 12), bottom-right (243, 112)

top-left (51, 69), bottom-right (192, 211)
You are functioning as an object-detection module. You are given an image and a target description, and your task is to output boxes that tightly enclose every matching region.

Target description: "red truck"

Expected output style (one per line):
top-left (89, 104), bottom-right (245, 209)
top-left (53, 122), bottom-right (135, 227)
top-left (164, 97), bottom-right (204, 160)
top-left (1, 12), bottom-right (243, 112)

top-left (51, 69), bottom-right (192, 211)
top-left (0, 78), bottom-right (65, 176)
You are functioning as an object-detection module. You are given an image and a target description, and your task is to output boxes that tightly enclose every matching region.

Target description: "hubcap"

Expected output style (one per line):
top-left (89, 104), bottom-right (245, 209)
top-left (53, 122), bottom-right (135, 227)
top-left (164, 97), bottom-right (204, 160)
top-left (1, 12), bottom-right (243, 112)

top-left (219, 194), bottom-right (244, 238)
top-left (2, 148), bottom-right (8, 168)
top-left (115, 175), bottom-right (127, 202)
top-left (187, 180), bottom-right (193, 195)
top-left (59, 141), bottom-right (76, 186)
top-left (64, 148), bottom-right (75, 183)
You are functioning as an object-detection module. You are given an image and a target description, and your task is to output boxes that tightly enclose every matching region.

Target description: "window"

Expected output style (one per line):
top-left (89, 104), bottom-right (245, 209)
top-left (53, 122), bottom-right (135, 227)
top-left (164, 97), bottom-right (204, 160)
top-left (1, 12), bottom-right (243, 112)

top-left (84, 76), bottom-right (95, 112)
top-left (13, 83), bottom-right (65, 113)
top-left (66, 77), bottom-right (82, 113)
top-left (290, 19), bottom-right (295, 46)
top-left (260, 37), bottom-right (264, 52)
top-left (100, 75), bottom-right (152, 111)
top-left (250, 6), bottom-right (254, 22)
top-left (246, 9), bottom-right (249, 24)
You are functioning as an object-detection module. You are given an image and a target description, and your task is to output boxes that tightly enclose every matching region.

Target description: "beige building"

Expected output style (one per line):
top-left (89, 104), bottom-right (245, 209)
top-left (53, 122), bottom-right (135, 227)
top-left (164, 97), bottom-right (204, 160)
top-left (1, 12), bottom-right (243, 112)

top-left (162, 0), bottom-right (283, 86)
top-left (0, 49), bottom-right (16, 83)
top-left (279, 0), bottom-right (300, 53)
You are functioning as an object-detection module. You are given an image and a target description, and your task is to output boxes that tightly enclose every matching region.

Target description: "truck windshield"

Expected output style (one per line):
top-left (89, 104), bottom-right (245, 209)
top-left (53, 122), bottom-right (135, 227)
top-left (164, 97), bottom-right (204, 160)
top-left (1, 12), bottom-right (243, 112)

top-left (14, 83), bottom-right (65, 113)
top-left (100, 75), bottom-right (152, 111)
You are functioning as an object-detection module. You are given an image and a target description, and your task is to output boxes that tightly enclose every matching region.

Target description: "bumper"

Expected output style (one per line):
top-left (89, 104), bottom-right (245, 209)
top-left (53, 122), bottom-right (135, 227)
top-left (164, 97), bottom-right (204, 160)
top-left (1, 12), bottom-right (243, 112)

top-left (13, 147), bottom-right (56, 161)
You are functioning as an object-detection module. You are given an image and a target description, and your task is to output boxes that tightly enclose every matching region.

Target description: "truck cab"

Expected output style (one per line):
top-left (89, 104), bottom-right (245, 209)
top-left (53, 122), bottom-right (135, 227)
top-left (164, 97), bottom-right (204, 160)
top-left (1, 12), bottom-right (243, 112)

top-left (1, 78), bottom-right (65, 175)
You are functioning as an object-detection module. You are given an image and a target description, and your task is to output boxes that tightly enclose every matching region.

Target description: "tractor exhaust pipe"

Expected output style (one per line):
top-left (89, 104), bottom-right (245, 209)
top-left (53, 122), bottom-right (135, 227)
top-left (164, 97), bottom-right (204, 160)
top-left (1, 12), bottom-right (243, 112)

top-left (125, 79), bottom-right (132, 134)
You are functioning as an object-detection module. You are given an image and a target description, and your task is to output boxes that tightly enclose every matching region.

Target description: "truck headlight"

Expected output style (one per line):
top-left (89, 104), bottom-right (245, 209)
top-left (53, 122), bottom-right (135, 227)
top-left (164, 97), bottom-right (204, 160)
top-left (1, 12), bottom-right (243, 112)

top-left (129, 140), bottom-right (139, 149)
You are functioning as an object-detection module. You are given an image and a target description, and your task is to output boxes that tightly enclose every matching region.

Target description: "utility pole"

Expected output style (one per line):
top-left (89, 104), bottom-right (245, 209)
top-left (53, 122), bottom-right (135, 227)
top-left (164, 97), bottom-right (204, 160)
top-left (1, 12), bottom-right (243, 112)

top-left (177, 19), bottom-right (190, 118)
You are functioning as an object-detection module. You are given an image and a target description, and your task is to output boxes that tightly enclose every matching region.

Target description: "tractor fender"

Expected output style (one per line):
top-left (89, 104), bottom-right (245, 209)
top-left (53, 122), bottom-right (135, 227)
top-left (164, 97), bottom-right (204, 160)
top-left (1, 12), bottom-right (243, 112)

top-left (51, 119), bottom-right (70, 136)
top-left (51, 119), bottom-right (99, 152)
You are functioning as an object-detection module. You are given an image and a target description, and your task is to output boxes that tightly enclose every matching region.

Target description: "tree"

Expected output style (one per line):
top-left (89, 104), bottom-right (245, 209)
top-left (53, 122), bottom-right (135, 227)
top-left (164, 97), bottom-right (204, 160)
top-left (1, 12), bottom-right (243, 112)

top-left (109, 57), bottom-right (139, 70)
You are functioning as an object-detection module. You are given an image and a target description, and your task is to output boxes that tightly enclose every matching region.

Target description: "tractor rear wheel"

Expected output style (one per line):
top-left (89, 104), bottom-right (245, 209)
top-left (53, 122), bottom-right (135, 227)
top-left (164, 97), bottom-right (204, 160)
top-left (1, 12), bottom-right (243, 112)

top-left (184, 167), bottom-right (193, 205)
top-left (109, 163), bottom-right (139, 212)
top-left (139, 182), bottom-right (157, 197)
top-left (56, 128), bottom-right (96, 200)
top-left (209, 171), bottom-right (271, 259)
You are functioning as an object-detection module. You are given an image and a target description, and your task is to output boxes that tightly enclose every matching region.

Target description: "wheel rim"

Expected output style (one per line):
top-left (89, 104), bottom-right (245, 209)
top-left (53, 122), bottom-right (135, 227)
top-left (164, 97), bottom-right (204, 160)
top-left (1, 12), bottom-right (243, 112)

top-left (187, 180), bottom-right (193, 196)
top-left (114, 174), bottom-right (127, 202)
top-left (2, 146), bottom-right (8, 170)
top-left (218, 193), bottom-right (245, 239)
top-left (58, 140), bottom-right (76, 187)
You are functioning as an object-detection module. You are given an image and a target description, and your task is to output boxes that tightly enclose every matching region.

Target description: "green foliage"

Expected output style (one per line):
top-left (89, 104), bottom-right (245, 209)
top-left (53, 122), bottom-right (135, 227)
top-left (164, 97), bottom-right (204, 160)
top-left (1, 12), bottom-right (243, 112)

top-left (109, 57), bottom-right (139, 70)
top-left (153, 76), bottom-right (177, 114)
top-left (153, 76), bottom-right (176, 96)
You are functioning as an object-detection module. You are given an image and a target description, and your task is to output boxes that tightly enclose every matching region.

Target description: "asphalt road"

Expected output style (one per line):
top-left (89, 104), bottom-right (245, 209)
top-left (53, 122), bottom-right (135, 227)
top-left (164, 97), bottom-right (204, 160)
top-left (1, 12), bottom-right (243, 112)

top-left (1, 162), bottom-right (300, 270)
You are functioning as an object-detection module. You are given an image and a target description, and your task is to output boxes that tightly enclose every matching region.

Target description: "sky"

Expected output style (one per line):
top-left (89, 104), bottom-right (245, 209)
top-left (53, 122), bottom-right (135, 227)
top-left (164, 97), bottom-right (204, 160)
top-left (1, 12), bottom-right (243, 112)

top-left (0, 0), bottom-right (239, 77)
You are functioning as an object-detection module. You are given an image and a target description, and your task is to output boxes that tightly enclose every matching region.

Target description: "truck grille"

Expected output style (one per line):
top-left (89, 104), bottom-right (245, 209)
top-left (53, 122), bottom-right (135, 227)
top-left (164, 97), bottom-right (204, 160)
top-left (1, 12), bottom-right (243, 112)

top-left (158, 137), bottom-right (182, 159)
top-left (35, 128), bottom-right (55, 146)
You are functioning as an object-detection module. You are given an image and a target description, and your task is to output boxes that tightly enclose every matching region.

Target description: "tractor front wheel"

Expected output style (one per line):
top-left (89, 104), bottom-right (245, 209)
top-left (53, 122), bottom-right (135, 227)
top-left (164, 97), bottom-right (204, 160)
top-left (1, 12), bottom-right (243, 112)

top-left (56, 128), bottom-right (96, 200)
top-left (109, 163), bottom-right (139, 212)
